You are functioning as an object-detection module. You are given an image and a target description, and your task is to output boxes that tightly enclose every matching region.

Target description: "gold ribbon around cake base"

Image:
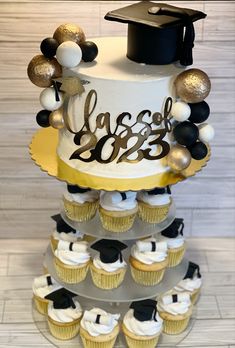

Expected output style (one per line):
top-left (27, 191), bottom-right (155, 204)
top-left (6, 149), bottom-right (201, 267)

top-left (29, 127), bottom-right (211, 191)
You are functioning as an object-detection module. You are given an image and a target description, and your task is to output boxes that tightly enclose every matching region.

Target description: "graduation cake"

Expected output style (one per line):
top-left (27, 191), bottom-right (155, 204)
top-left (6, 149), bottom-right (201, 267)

top-left (28, 1), bottom-right (214, 191)
top-left (28, 1), bottom-right (212, 347)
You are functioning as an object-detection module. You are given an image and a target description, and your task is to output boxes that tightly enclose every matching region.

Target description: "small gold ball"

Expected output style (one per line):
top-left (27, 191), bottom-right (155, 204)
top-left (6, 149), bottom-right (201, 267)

top-left (167, 145), bottom-right (192, 172)
top-left (174, 68), bottom-right (211, 104)
top-left (49, 109), bottom-right (64, 129)
top-left (27, 55), bottom-right (62, 88)
top-left (53, 23), bottom-right (85, 45)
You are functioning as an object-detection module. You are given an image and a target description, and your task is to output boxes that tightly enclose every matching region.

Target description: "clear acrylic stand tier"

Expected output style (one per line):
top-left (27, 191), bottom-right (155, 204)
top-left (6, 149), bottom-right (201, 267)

top-left (61, 201), bottom-right (176, 240)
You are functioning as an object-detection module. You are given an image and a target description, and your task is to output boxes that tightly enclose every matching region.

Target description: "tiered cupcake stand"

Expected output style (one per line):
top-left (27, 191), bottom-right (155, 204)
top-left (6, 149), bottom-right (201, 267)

top-left (32, 201), bottom-right (197, 347)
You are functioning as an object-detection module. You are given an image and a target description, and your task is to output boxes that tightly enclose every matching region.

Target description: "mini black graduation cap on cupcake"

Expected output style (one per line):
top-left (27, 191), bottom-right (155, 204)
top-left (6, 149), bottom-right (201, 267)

top-left (184, 261), bottom-right (201, 279)
top-left (91, 239), bottom-right (127, 263)
top-left (161, 217), bottom-right (184, 238)
top-left (67, 184), bottom-right (91, 194)
top-left (147, 186), bottom-right (171, 195)
top-left (51, 214), bottom-right (76, 234)
top-left (130, 299), bottom-right (158, 322)
top-left (45, 287), bottom-right (77, 309)
top-left (105, 1), bottom-right (206, 65)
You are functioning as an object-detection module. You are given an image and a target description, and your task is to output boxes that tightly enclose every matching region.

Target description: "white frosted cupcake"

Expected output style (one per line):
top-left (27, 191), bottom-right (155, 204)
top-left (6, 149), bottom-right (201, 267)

top-left (137, 187), bottom-right (172, 223)
top-left (159, 218), bottom-right (185, 267)
top-left (54, 240), bottom-right (90, 283)
top-left (174, 261), bottom-right (202, 304)
top-left (130, 238), bottom-right (168, 286)
top-left (63, 184), bottom-right (99, 222)
top-left (80, 308), bottom-right (120, 348)
top-left (32, 274), bottom-right (61, 315)
top-left (46, 288), bottom-right (82, 340)
top-left (90, 239), bottom-right (127, 289)
top-left (51, 214), bottom-right (84, 252)
top-left (122, 299), bottom-right (163, 348)
top-left (158, 292), bottom-right (192, 334)
top-left (99, 191), bottom-right (138, 232)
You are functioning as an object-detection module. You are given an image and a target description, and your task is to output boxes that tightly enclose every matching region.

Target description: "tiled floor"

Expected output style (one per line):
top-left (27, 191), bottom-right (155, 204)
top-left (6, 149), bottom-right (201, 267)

top-left (0, 238), bottom-right (234, 347)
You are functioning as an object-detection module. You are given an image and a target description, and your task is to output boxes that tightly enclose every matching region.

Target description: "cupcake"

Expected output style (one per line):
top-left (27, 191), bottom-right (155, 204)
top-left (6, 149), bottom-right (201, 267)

top-left (174, 261), bottom-right (202, 304)
top-left (129, 238), bottom-right (168, 286)
top-left (122, 299), bottom-right (163, 348)
top-left (90, 239), bottom-right (127, 289)
top-left (159, 218), bottom-right (186, 267)
top-left (63, 184), bottom-right (99, 222)
top-left (99, 191), bottom-right (138, 232)
top-left (158, 292), bottom-right (193, 334)
top-left (45, 288), bottom-right (82, 340)
top-left (54, 240), bottom-right (90, 283)
top-left (137, 186), bottom-right (172, 223)
top-left (50, 214), bottom-right (84, 252)
top-left (80, 308), bottom-right (120, 348)
top-left (32, 274), bottom-right (61, 315)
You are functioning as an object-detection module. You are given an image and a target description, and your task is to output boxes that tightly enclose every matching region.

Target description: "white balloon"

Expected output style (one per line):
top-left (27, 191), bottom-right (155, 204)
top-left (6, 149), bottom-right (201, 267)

top-left (39, 87), bottom-right (63, 111)
top-left (56, 41), bottom-right (82, 68)
top-left (198, 123), bottom-right (215, 143)
top-left (171, 101), bottom-right (191, 122)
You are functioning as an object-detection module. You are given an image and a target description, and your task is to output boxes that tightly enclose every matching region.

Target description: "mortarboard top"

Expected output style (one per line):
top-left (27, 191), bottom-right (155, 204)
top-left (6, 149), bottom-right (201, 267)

top-left (130, 299), bottom-right (158, 322)
top-left (184, 261), bottom-right (201, 279)
top-left (161, 217), bottom-right (184, 238)
top-left (45, 288), bottom-right (77, 309)
top-left (105, 1), bottom-right (206, 65)
top-left (51, 214), bottom-right (76, 233)
top-left (67, 184), bottom-right (91, 194)
top-left (148, 186), bottom-right (171, 195)
top-left (91, 239), bottom-right (127, 264)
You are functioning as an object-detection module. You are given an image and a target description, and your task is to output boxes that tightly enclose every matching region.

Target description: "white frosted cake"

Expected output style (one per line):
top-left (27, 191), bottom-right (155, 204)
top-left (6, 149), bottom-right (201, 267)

top-left (58, 37), bottom-right (183, 183)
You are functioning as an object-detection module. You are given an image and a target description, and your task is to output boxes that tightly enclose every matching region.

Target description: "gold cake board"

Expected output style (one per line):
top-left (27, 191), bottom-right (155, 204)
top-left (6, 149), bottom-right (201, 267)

top-left (30, 127), bottom-right (211, 191)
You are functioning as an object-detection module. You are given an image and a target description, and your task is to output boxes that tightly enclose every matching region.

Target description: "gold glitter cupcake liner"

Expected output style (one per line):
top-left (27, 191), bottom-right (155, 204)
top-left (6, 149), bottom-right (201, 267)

top-left (167, 244), bottom-right (186, 267)
top-left (130, 265), bottom-right (166, 286)
top-left (80, 325), bottom-right (119, 348)
top-left (63, 197), bottom-right (98, 222)
top-left (99, 207), bottom-right (137, 232)
top-left (33, 294), bottom-right (49, 315)
top-left (47, 315), bottom-right (80, 340)
top-left (90, 263), bottom-right (126, 289)
top-left (54, 256), bottom-right (90, 283)
top-left (159, 305), bottom-right (193, 335)
top-left (137, 199), bottom-right (171, 224)
top-left (122, 324), bottom-right (161, 348)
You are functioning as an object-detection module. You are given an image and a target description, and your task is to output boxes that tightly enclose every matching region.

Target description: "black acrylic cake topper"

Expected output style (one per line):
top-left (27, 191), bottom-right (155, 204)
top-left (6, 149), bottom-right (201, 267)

top-left (130, 299), bottom-right (158, 322)
top-left (161, 217), bottom-right (184, 238)
top-left (183, 261), bottom-right (201, 279)
top-left (91, 239), bottom-right (127, 264)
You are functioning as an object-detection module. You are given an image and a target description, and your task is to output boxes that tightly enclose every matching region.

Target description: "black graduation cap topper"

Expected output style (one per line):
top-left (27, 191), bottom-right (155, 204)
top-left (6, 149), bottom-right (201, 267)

top-left (148, 186), bottom-right (171, 195)
top-left (45, 288), bottom-right (77, 309)
top-left (67, 184), bottom-right (91, 194)
top-left (91, 239), bottom-right (127, 264)
top-left (161, 217), bottom-right (184, 238)
top-left (51, 214), bottom-right (76, 234)
top-left (184, 261), bottom-right (201, 279)
top-left (130, 299), bottom-right (158, 322)
top-left (105, 1), bottom-right (206, 65)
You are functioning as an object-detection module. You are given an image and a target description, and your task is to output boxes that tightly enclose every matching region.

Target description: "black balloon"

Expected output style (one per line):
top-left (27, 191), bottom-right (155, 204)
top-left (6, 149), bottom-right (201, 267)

top-left (79, 41), bottom-right (98, 62)
top-left (188, 101), bottom-right (210, 124)
top-left (173, 121), bottom-right (199, 147)
top-left (188, 141), bottom-right (208, 160)
top-left (36, 110), bottom-right (51, 127)
top-left (40, 38), bottom-right (59, 58)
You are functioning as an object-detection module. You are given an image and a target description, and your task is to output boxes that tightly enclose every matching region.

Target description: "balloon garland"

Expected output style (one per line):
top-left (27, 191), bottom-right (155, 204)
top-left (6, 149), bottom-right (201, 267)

top-left (27, 23), bottom-right (98, 129)
top-left (167, 68), bottom-right (214, 172)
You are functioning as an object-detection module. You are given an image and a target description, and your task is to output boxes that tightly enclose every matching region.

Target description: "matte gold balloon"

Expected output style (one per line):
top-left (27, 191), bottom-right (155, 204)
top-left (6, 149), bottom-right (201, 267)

top-left (174, 69), bottom-right (211, 104)
top-left (49, 109), bottom-right (64, 129)
top-left (27, 55), bottom-right (62, 88)
top-left (167, 145), bottom-right (192, 172)
top-left (53, 23), bottom-right (85, 45)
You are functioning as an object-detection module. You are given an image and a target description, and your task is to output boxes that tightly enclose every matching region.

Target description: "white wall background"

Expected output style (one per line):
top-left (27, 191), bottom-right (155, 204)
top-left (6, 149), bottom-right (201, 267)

top-left (0, 1), bottom-right (234, 238)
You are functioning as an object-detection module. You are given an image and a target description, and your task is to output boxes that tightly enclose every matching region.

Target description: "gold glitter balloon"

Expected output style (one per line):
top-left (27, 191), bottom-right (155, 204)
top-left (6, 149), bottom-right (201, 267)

top-left (49, 109), bottom-right (64, 129)
top-left (27, 55), bottom-right (62, 88)
top-left (167, 145), bottom-right (192, 172)
top-left (174, 69), bottom-right (211, 104)
top-left (53, 23), bottom-right (85, 45)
